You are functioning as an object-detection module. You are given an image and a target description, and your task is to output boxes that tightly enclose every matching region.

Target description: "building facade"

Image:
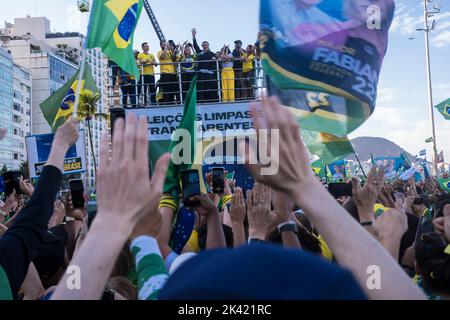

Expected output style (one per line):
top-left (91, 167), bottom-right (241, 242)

top-left (1, 16), bottom-right (110, 188)
top-left (0, 47), bottom-right (31, 170)
top-left (12, 63), bottom-right (32, 167)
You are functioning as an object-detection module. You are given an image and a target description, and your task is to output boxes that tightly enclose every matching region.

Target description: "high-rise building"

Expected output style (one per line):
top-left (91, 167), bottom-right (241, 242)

top-left (1, 16), bottom-right (110, 189)
top-left (0, 47), bottom-right (31, 170)
top-left (12, 63), bottom-right (32, 166)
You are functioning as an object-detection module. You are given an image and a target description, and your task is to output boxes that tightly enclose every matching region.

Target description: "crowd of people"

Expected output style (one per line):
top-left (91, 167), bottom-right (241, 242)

top-left (0, 97), bottom-right (449, 300)
top-left (112, 28), bottom-right (261, 108)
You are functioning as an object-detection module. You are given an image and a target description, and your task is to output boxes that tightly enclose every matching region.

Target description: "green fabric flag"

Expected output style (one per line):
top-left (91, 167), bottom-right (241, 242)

top-left (435, 98), bottom-right (450, 120)
top-left (438, 178), bottom-right (450, 193)
top-left (425, 137), bottom-right (434, 143)
top-left (40, 62), bottom-right (99, 131)
top-left (86, 0), bottom-right (143, 79)
top-left (311, 159), bottom-right (326, 178)
top-left (302, 130), bottom-right (354, 165)
top-left (163, 77), bottom-right (198, 199)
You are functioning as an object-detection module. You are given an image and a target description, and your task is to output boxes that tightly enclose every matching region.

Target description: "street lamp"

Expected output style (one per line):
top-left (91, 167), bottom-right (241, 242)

top-left (416, 0), bottom-right (440, 177)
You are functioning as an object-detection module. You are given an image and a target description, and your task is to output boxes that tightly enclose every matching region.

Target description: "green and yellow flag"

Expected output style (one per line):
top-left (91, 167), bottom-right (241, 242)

top-left (435, 98), bottom-right (450, 120)
top-left (302, 130), bottom-right (354, 165)
top-left (163, 77), bottom-right (198, 200)
top-left (438, 178), bottom-right (450, 193)
top-left (40, 62), bottom-right (99, 131)
top-left (86, 0), bottom-right (143, 79)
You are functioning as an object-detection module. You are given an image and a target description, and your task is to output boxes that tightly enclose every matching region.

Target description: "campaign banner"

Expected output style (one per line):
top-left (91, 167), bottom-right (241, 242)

top-left (259, 0), bottom-right (395, 136)
top-left (373, 156), bottom-right (408, 180)
top-left (127, 105), bottom-right (256, 191)
top-left (26, 131), bottom-right (87, 178)
top-left (130, 103), bottom-right (255, 142)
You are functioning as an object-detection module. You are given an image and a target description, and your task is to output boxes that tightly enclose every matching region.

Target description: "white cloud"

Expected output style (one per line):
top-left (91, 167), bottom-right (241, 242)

top-left (376, 87), bottom-right (397, 104)
top-left (390, 1), bottom-right (450, 49)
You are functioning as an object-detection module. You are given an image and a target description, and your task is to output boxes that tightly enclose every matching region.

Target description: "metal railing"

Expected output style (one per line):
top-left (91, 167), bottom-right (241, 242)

top-left (108, 58), bottom-right (267, 108)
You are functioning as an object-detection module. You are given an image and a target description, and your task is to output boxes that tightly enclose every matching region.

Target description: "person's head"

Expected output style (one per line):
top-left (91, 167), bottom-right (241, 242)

top-left (215, 51), bottom-right (221, 59)
top-left (168, 40), bottom-right (176, 50)
top-left (246, 45), bottom-right (253, 53)
top-left (234, 40), bottom-right (242, 50)
top-left (159, 244), bottom-right (367, 299)
top-left (184, 46), bottom-right (192, 56)
top-left (160, 41), bottom-right (167, 50)
top-left (141, 42), bottom-right (149, 53)
top-left (202, 41), bottom-right (210, 52)
top-left (333, 165), bottom-right (341, 173)
top-left (415, 232), bottom-right (450, 296)
top-left (110, 242), bottom-right (134, 278)
top-left (107, 277), bottom-right (137, 300)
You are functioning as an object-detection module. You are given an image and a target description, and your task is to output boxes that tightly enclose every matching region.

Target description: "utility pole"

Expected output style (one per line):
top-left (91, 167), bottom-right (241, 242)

top-left (417, 0), bottom-right (440, 177)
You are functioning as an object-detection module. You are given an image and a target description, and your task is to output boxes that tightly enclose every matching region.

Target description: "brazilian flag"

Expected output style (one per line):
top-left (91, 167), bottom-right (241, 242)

top-left (163, 77), bottom-right (198, 200)
top-left (302, 130), bottom-right (354, 165)
top-left (439, 178), bottom-right (450, 193)
top-left (86, 0), bottom-right (143, 79)
top-left (40, 62), bottom-right (99, 131)
top-left (435, 98), bottom-right (450, 120)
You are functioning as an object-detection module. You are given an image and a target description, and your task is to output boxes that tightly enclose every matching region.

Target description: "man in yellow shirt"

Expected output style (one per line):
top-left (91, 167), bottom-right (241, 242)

top-left (242, 45), bottom-right (255, 100)
top-left (158, 41), bottom-right (180, 104)
top-left (137, 42), bottom-right (157, 106)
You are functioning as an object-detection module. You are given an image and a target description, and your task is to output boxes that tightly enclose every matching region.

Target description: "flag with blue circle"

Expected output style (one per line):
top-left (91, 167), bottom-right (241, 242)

top-left (86, 0), bottom-right (143, 79)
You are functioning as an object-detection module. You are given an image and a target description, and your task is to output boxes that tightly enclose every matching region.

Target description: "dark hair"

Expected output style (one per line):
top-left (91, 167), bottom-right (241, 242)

top-left (141, 42), bottom-right (148, 48)
top-left (110, 242), bottom-right (135, 278)
top-left (107, 277), bottom-right (137, 300)
top-left (267, 227), bottom-right (322, 256)
top-left (415, 232), bottom-right (450, 294)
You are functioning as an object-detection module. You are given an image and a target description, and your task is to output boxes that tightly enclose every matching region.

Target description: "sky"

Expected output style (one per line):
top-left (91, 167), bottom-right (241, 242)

top-left (1, 0), bottom-right (449, 161)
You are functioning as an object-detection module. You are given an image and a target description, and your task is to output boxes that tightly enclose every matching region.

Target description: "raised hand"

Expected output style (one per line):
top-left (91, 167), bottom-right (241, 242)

top-left (19, 176), bottom-right (34, 197)
top-left (192, 193), bottom-right (218, 217)
top-left (352, 167), bottom-right (384, 214)
top-left (191, 28), bottom-right (197, 37)
top-left (47, 118), bottom-right (80, 171)
top-left (238, 97), bottom-right (318, 204)
top-left (373, 208), bottom-right (408, 260)
top-left (272, 190), bottom-right (293, 225)
top-left (96, 114), bottom-right (170, 236)
top-left (53, 118), bottom-right (79, 148)
top-left (229, 187), bottom-right (246, 225)
top-left (247, 184), bottom-right (276, 240)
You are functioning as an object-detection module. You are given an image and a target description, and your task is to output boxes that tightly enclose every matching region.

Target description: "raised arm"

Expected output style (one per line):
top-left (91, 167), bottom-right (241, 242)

top-left (192, 28), bottom-right (201, 53)
top-left (229, 187), bottom-right (247, 247)
top-left (0, 119), bottom-right (79, 298)
top-left (193, 193), bottom-right (226, 250)
top-left (239, 97), bottom-right (426, 300)
top-left (51, 114), bottom-right (170, 300)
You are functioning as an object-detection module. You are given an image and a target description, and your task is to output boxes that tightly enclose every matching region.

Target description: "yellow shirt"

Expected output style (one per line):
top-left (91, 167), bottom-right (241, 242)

top-left (138, 52), bottom-right (155, 75)
top-left (158, 50), bottom-right (177, 74)
top-left (242, 53), bottom-right (255, 73)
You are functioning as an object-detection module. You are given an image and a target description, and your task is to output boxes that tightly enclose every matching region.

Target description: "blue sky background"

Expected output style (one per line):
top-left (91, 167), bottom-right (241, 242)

top-left (1, 0), bottom-right (449, 161)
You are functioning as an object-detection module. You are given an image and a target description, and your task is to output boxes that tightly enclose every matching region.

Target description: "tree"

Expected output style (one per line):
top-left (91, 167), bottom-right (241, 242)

top-left (76, 90), bottom-right (108, 182)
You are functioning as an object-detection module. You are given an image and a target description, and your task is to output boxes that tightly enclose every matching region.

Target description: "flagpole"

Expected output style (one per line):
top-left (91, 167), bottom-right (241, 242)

top-left (353, 152), bottom-right (367, 180)
top-left (418, 0), bottom-right (440, 177)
